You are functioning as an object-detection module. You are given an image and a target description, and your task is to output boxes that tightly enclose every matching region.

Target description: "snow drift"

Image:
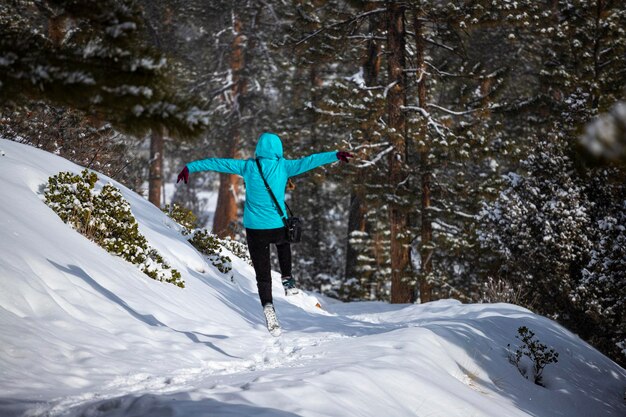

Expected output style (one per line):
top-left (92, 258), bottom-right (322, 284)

top-left (0, 138), bottom-right (625, 417)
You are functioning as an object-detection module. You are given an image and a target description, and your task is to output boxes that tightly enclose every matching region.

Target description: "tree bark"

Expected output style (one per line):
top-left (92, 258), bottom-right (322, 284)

top-left (414, 10), bottom-right (432, 303)
top-left (148, 128), bottom-right (164, 207)
top-left (48, 14), bottom-right (70, 46)
top-left (363, 5), bottom-right (382, 87)
top-left (212, 139), bottom-right (240, 237)
top-left (345, 191), bottom-right (367, 280)
top-left (308, 65), bottom-right (325, 280)
top-left (212, 12), bottom-right (245, 238)
top-left (387, 3), bottom-right (412, 304)
top-left (345, 9), bottom-right (381, 283)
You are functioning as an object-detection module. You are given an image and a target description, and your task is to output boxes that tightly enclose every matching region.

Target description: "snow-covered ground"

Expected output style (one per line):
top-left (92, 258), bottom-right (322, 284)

top-left (0, 138), bottom-right (625, 417)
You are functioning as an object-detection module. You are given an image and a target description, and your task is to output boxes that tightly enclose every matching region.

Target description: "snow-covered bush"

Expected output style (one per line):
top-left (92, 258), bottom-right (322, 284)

top-left (44, 170), bottom-right (98, 237)
top-left (572, 202), bottom-right (626, 362)
top-left (162, 203), bottom-right (198, 235)
top-left (478, 139), bottom-right (592, 316)
top-left (187, 229), bottom-right (233, 275)
top-left (507, 326), bottom-right (559, 387)
top-left (92, 184), bottom-right (183, 287)
top-left (219, 236), bottom-right (251, 265)
top-left (479, 137), bottom-right (626, 366)
top-left (161, 205), bottom-right (250, 272)
top-left (44, 170), bottom-right (184, 288)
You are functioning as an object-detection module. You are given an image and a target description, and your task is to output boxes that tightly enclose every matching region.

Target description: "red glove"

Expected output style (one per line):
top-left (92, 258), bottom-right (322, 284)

top-left (177, 166), bottom-right (189, 184)
top-left (337, 151), bottom-right (353, 163)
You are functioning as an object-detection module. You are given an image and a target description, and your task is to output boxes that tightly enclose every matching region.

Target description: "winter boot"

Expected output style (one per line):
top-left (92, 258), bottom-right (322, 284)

top-left (282, 276), bottom-right (299, 296)
top-left (263, 303), bottom-right (281, 337)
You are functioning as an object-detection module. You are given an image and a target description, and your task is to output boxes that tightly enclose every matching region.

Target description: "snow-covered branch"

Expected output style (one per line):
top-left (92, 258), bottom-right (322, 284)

top-left (354, 146), bottom-right (393, 168)
top-left (401, 105), bottom-right (429, 118)
top-left (347, 35), bottom-right (387, 42)
top-left (401, 105), bottom-right (447, 137)
top-left (304, 102), bottom-right (351, 118)
top-left (351, 142), bottom-right (390, 151)
top-left (383, 81), bottom-right (398, 98)
top-left (427, 103), bottom-right (481, 116)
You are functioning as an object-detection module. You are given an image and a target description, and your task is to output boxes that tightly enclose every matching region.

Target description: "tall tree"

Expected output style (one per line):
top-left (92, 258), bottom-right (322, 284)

top-left (212, 11), bottom-right (246, 238)
top-left (386, 2), bottom-right (412, 303)
top-left (344, 7), bottom-right (382, 289)
top-left (411, 6), bottom-right (432, 302)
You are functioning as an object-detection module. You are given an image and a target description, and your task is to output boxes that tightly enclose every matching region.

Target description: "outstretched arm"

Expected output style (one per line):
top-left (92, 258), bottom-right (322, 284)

top-left (187, 158), bottom-right (246, 175)
top-left (177, 158), bottom-right (245, 184)
top-left (284, 151), bottom-right (340, 177)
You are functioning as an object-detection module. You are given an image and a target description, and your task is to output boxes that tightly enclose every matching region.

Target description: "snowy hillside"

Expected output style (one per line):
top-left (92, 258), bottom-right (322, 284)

top-left (0, 138), bottom-right (625, 417)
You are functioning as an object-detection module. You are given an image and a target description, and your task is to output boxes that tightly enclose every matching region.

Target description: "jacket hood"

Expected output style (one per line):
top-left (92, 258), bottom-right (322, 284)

top-left (255, 132), bottom-right (283, 159)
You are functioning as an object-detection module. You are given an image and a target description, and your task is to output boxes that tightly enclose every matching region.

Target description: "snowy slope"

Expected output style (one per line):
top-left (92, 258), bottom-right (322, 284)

top-left (0, 138), bottom-right (625, 417)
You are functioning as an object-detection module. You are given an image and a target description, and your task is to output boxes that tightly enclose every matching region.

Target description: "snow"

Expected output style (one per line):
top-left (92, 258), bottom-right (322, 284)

top-left (1, 138), bottom-right (625, 417)
top-left (346, 68), bottom-right (365, 89)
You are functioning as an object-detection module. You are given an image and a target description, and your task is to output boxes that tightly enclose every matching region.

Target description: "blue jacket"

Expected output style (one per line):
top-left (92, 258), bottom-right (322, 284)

top-left (186, 132), bottom-right (338, 229)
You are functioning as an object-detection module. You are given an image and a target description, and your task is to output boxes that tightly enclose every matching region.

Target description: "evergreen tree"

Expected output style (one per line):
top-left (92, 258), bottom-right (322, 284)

top-left (289, 0), bottom-right (553, 302)
top-left (479, 137), bottom-right (593, 313)
top-left (575, 198), bottom-right (626, 363)
top-left (0, 0), bottom-right (208, 137)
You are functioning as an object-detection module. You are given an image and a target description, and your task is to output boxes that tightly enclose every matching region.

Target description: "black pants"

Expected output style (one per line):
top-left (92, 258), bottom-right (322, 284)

top-left (246, 227), bottom-right (291, 306)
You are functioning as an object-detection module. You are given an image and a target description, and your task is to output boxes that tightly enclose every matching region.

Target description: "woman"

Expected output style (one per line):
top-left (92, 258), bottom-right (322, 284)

top-left (177, 132), bottom-right (352, 335)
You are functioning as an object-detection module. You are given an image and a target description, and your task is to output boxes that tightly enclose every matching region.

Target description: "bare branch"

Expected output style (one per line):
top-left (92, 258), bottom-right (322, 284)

top-left (295, 8), bottom-right (387, 46)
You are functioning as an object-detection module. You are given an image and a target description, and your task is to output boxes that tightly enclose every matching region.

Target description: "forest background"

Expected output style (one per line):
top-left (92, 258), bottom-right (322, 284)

top-left (1, 0), bottom-right (624, 366)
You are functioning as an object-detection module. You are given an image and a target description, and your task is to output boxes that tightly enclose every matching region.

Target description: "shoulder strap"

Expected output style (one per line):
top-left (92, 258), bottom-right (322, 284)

top-left (255, 159), bottom-right (292, 224)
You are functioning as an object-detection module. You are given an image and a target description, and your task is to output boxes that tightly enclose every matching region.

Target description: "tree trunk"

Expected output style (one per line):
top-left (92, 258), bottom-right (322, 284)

top-left (419, 167), bottom-right (433, 302)
top-left (48, 13), bottom-right (71, 47)
top-left (309, 65), bottom-right (325, 280)
top-left (212, 141), bottom-right (240, 237)
top-left (363, 5), bottom-right (382, 87)
top-left (345, 191), bottom-right (367, 280)
top-left (414, 10), bottom-right (433, 303)
top-left (148, 128), bottom-right (164, 207)
top-left (387, 3), bottom-right (412, 304)
top-left (345, 10), bottom-right (381, 283)
top-left (212, 12), bottom-right (245, 238)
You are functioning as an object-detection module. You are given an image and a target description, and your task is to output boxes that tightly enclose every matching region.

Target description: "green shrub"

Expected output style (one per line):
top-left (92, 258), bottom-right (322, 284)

top-left (162, 203), bottom-right (198, 235)
top-left (161, 206), bottom-right (251, 273)
top-left (507, 326), bottom-right (559, 386)
top-left (219, 236), bottom-right (251, 265)
top-left (188, 229), bottom-right (233, 275)
top-left (44, 169), bottom-right (98, 236)
top-left (44, 170), bottom-right (184, 288)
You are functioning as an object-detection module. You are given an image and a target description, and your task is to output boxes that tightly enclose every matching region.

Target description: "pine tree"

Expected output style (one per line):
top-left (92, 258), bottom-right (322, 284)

top-left (289, 1), bottom-right (556, 303)
top-left (473, 0), bottom-right (626, 366)
top-left (0, 0), bottom-right (208, 137)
